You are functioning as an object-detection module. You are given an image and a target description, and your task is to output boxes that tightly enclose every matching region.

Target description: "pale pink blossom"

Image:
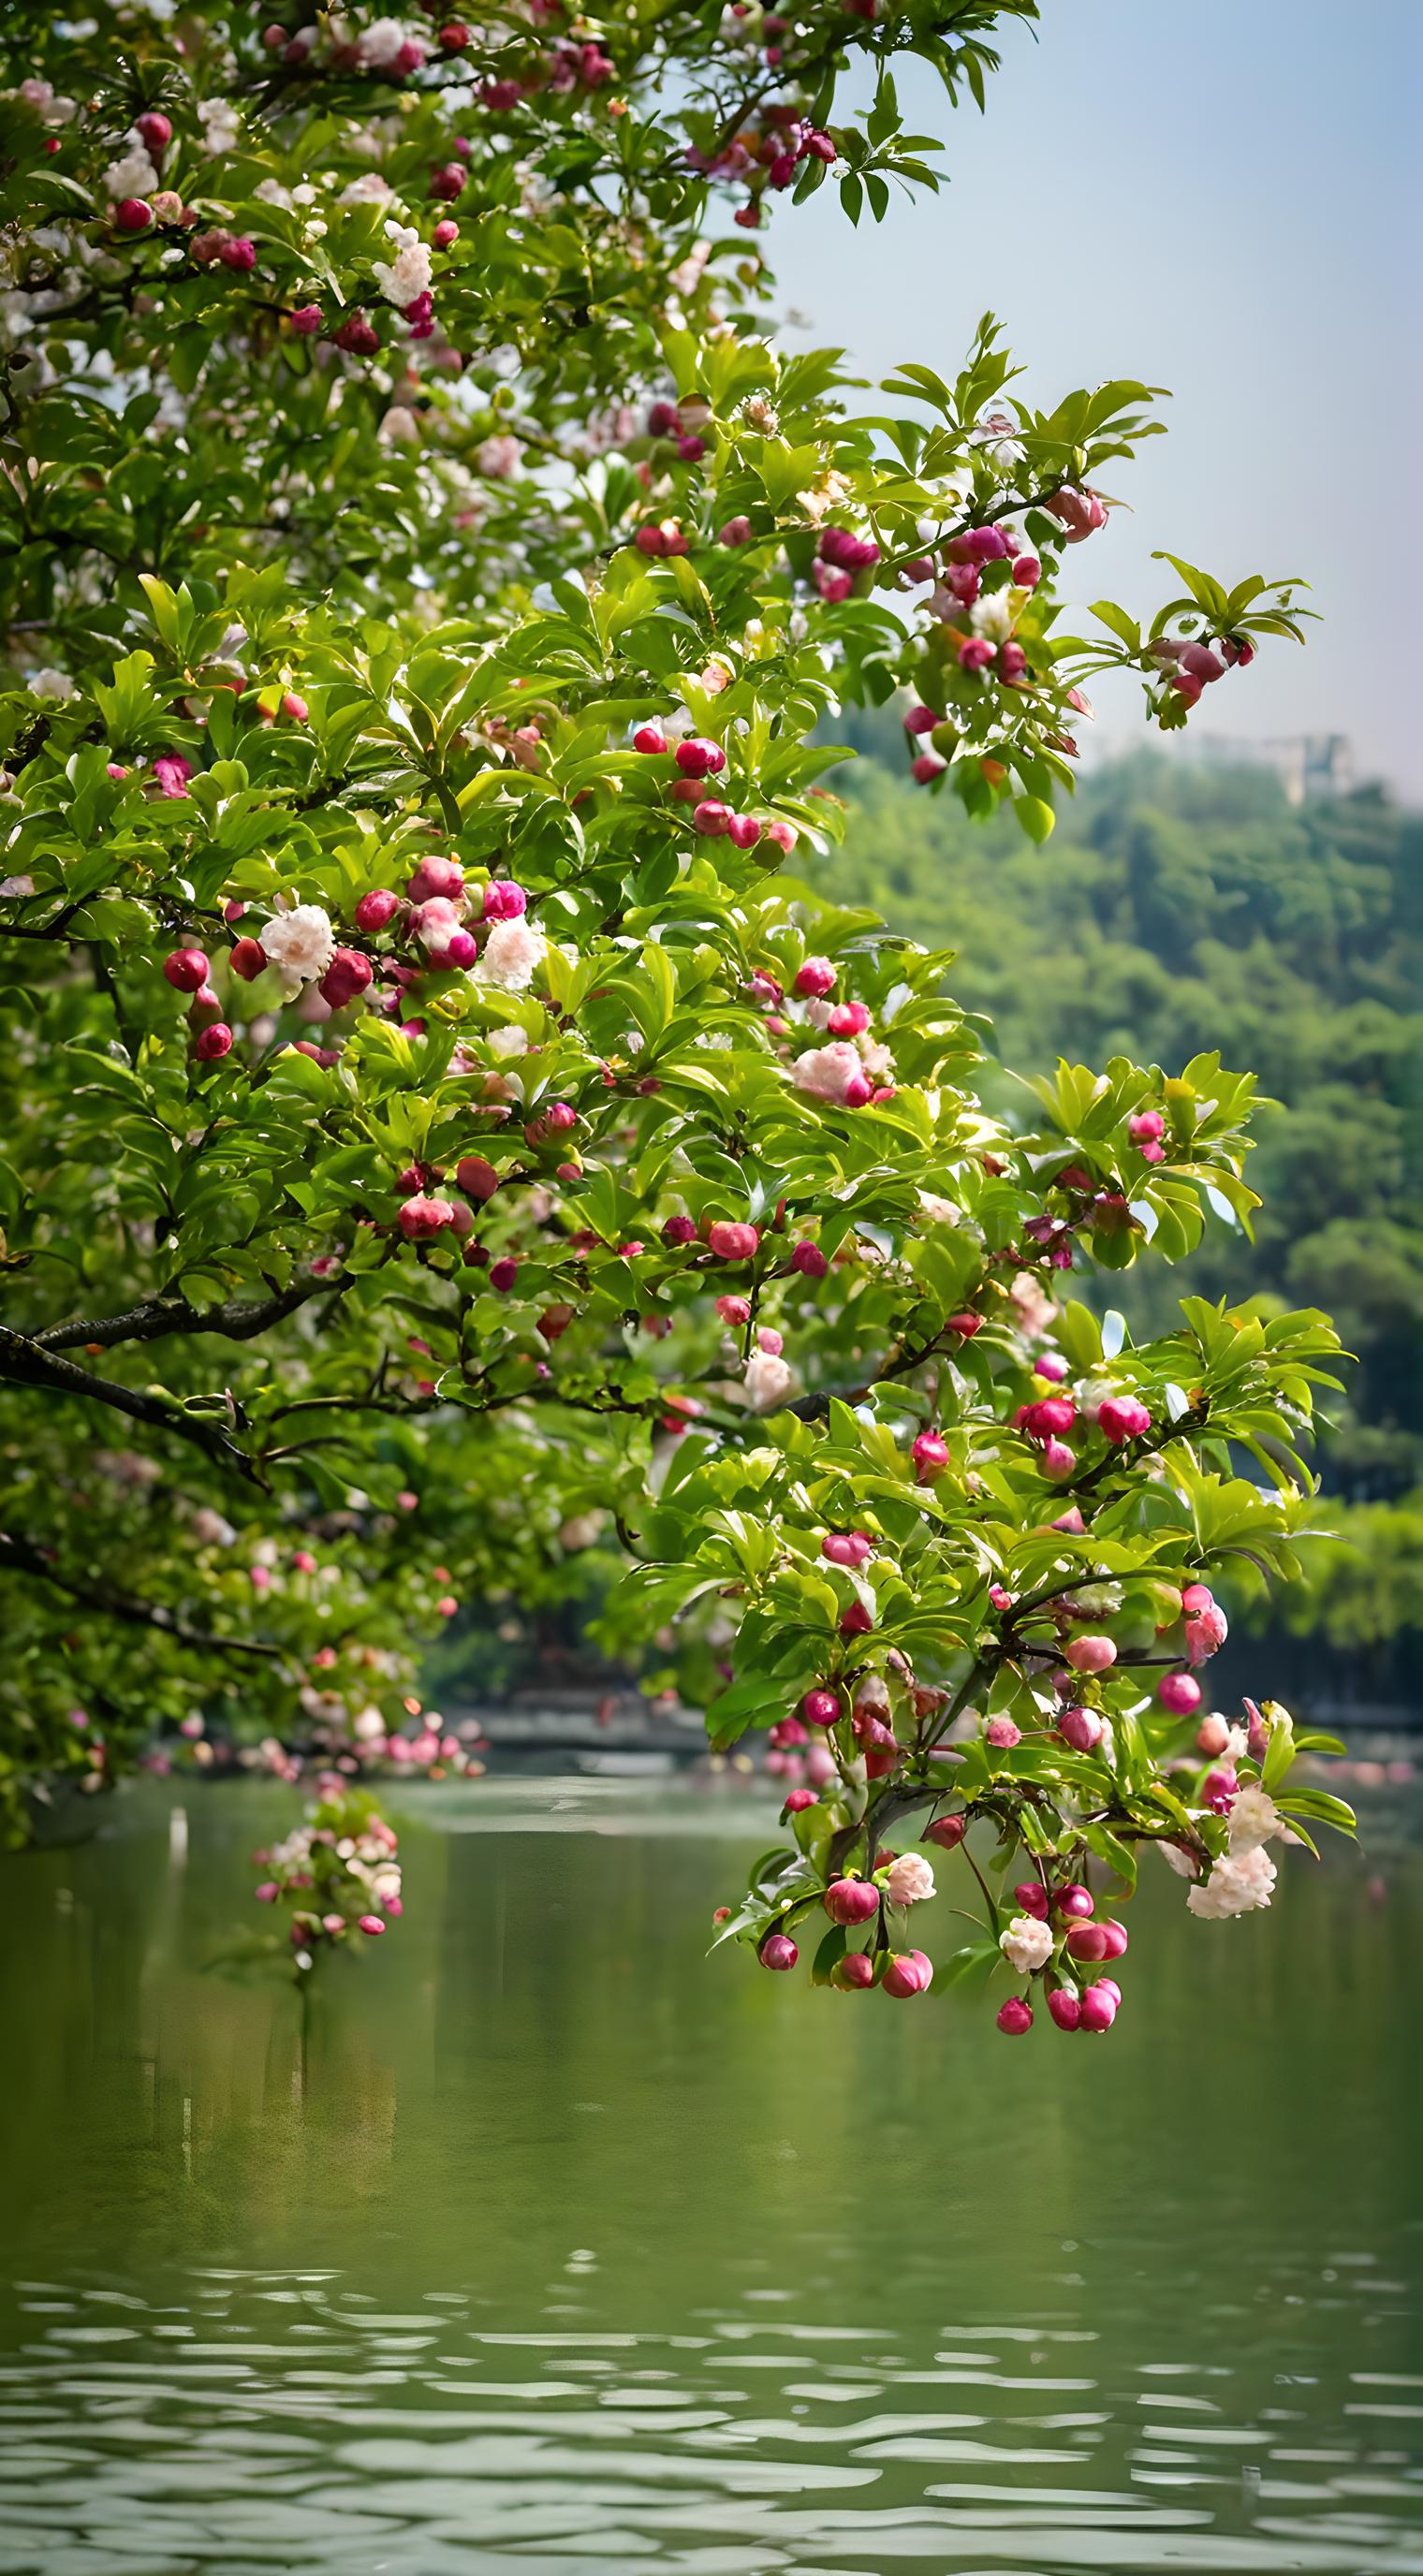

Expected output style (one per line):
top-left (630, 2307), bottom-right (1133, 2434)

top-left (886, 1852), bottom-right (935, 1907)
top-left (260, 903), bottom-right (336, 993)
top-left (477, 918), bottom-right (545, 991)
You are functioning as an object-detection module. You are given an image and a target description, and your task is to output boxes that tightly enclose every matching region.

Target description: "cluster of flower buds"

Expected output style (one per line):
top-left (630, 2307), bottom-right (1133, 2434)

top-left (811, 521), bottom-right (881, 603)
top-left (996, 1877), bottom-right (1128, 2035)
top-left (1149, 630), bottom-right (1255, 710)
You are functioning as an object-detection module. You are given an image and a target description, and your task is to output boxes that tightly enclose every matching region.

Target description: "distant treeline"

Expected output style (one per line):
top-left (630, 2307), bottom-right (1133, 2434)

top-left (811, 727), bottom-right (1422, 1669)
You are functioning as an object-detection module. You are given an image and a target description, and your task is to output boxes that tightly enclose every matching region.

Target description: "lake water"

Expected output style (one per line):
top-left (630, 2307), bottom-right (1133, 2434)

top-left (1, 1775), bottom-right (1419, 2575)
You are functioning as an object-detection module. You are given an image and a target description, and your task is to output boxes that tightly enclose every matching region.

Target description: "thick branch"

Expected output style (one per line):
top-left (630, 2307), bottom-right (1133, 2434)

top-left (0, 1325), bottom-right (260, 1482)
top-left (32, 1274), bottom-right (341, 1354)
top-left (0, 1526), bottom-right (287, 1661)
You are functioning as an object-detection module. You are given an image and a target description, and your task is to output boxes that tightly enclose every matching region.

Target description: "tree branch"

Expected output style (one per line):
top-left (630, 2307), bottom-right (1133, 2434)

top-left (0, 1526), bottom-right (288, 1661)
top-left (0, 1325), bottom-right (262, 1483)
top-left (32, 1274), bottom-right (343, 1354)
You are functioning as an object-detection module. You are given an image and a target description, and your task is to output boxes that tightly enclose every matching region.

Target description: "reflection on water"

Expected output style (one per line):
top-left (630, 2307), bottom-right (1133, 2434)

top-left (0, 1778), bottom-right (1419, 2574)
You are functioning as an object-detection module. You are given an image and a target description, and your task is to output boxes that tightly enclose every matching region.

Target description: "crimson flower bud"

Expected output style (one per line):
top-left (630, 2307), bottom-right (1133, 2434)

top-left (824, 1876), bottom-right (879, 1925)
top-left (319, 948), bottom-right (374, 1010)
top-left (229, 936), bottom-right (267, 981)
top-left (790, 1241), bottom-right (828, 1278)
top-left (912, 1430), bottom-right (949, 1485)
top-left (354, 888), bottom-right (401, 935)
top-left (163, 946), bottom-right (211, 991)
top-left (882, 1950), bottom-right (932, 1998)
top-left (193, 1021), bottom-right (233, 1061)
top-left (674, 736), bottom-right (725, 778)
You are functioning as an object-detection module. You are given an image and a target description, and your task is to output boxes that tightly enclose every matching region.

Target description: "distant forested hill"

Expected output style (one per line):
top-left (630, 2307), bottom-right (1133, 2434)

top-left (808, 737), bottom-right (1422, 1675)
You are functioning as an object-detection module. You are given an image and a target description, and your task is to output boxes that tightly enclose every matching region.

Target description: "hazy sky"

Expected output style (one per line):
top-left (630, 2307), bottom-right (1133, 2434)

top-left (771, 0), bottom-right (1421, 797)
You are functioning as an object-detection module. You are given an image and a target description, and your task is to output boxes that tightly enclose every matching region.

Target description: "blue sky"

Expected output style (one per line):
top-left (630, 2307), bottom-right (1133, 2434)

top-left (771, 0), bottom-right (1421, 797)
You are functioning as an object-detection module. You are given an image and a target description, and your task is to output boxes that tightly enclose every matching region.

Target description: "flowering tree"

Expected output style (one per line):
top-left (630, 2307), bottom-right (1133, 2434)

top-left (0, 1), bottom-right (1354, 2014)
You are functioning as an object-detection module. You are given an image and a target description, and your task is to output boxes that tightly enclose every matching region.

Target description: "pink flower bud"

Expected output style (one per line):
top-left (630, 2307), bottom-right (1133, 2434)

top-left (1064, 1634), bottom-right (1116, 1675)
top-left (319, 947), bottom-right (374, 1009)
top-left (1012, 553), bottom-right (1041, 588)
top-left (1057, 1705), bottom-right (1104, 1753)
top-left (1056, 1883), bottom-right (1094, 1919)
top-left (882, 1949), bottom-right (932, 1998)
top-left (255, 1881), bottom-right (279, 1902)
top-left (912, 1430), bottom-right (950, 1485)
top-left (911, 751), bottom-right (946, 784)
top-left (163, 945), bottom-right (211, 992)
top-left (194, 1022), bottom-right (233, 1061)
top-left (707, 1219), bottom-right (758, 1261)
top-left (904, 704), bottom-right (941, 736)
top-left (1040, 1438), bottom-right (1076, 1480)
top-left (398, 1193), bottom-right (455, 1241)
top-left (760, 816), bottom-right (800, 854)
top-left (794, 957), bottom-right (836, 1000)
top-left (1201, 1764), bottom-right (1239, 1813)
top-left (289, 303), bottom-right (324, 333)
top-left (760, 1933), bottom-right (799, 1970)
top-left (832, 1951), bottom-right (877, 1989)
top-left (958, 637), bottom-right (997, 674)
top-left (633, 722), bottom-right (667, 754)
top-left (1065, 1921), bottom-right (1108, 1963)
top-left (924, 1811), bottom-right (965, 1851)
top-left (662, 1213), bottom-right (697, 1247)
top-left (789, 1240), bottom-right (829, 1279)
top-left (719, 516), bottom-right (754, 546)
top-left (1098, 1919), bottom-right (1129, 1959)
top-left (1195, 1713), bottom-right (1230, 1758)
top-left (821, 1530), bottom-right (873, 1570)
top-left (1078, 1982), bottom-right (1117, 2031)
top-left (826, 1001), bottom-right (869, 1037)
top-left (997, 1996), bottom-right (1034, 2035)
top-left (1158, 1671), bottom-right (1202, 1716)
top-left (839, 1601), bottom-right (873, 1639)
top-left (1096, 1394), bottom-right (1152, 1443)
top-left (489, 1255), bottom-right (519, 1292)
top-left (1128, 1108), bottom-right (1165, 1143)
top-left (693, 798), bottom-right (731, 836)
top-left (1047, 1987), bottom-right (1081, 2031)
top-left (802, 1687), bottom-right (843, 1729)
top-left (483, 878), bottom-right (527, 921)
top-left (784, 1788), bottom-right (816, 1813)
top-left (113, 198), bottom-right (154, 234)
top-left (1013, 1881), bottom-right (1050, 1917)
top-left (358, 1914), bottom-right (386, 1937)
top-left (825, 1876), bottom-right (879, 1925)
top-left (984, 1716), bottom-right (1020, 1749)
top-left (714, 1294), bottom-right (752, 1327)
top-left (727, 813), bottom-right (762, 851)
top-left (674, 736), bottom-right (725, 778)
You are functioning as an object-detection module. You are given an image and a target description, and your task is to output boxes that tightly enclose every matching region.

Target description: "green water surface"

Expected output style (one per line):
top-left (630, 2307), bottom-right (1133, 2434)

top-left (0, 1775), bottom-right (1419, 2574)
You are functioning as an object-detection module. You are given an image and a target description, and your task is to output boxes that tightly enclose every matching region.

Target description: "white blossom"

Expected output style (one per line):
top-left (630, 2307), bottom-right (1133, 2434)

top-left (197, 97), bottom-right (242, 156)
top-left (104, 144), bottom-right (159, 201)
top-left (340, 172), bottom-right (393, 208)
top-left (372, 226), bottom-right (431, 307)
top-left (1186, 1844), bottom-right (1278, 1919)
top-left (1225, 1783), bottom-right (1284, 1855)
top-left (356, 16), bottom-right (409, 65)
top-left (28, 666), bottom-right (76, 699)
top-left (254, 177), bottom-right (295, 211)
top-left (742, 1349), bottom-right (793, 1411)
top-left (1000, 1914), bottom-right (1054, 1974)
top-left (191, 1508), bottom-right (236, 1546)
top-left (486, 1022), bottom-right (530, 1059)
top-left (260, 903), bottom-right (336, 994)
top-left (559, 1512), bottom-right (604, 1551)
top-left (477, 918), bottom-right (544, 991)
top-left (887, 1852), bottom-right (935, 1907)
top-left (971, 586), bottom-right (1018, 642)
